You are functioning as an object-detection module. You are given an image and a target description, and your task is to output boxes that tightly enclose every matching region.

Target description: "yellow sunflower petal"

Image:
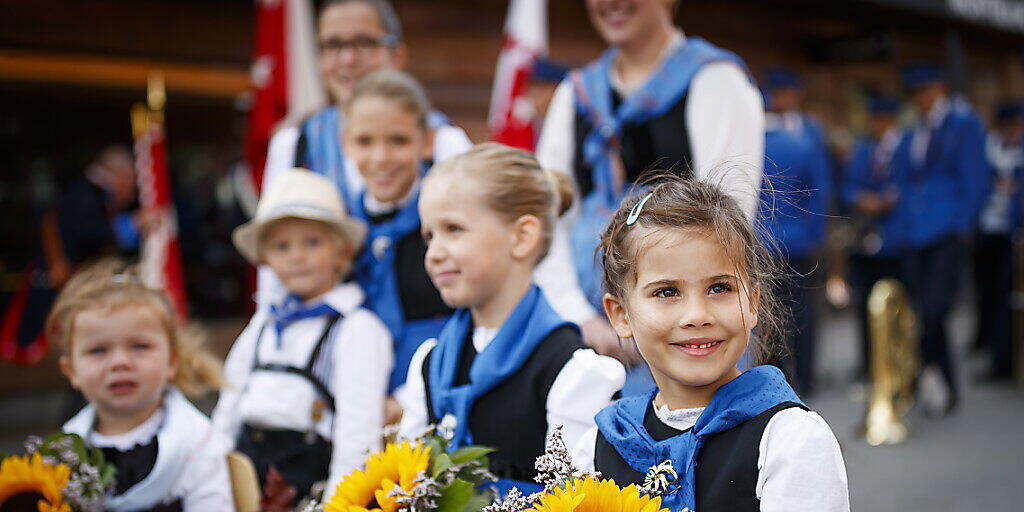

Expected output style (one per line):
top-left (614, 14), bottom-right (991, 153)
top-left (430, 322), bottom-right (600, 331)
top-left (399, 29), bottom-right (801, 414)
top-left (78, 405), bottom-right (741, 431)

top-left (326, 442), bottom-right (432, 512)
top-left (0, 453), bottom-right (71, 512)
top-left (527, 477), bottom-right (671, 512)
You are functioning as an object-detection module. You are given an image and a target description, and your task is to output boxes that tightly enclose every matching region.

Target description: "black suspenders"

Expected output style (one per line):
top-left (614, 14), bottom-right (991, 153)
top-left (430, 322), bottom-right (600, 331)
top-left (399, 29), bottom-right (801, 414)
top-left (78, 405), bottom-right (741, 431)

top-left (294, 128), bottom-right (310, 168)
top-left (251, 314), bottom-right (343, 413)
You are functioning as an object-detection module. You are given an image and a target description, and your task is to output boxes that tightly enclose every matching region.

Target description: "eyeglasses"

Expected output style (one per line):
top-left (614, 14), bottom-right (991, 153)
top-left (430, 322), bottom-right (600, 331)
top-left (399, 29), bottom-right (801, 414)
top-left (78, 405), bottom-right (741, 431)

top-left (319, 35), bottom-right (398, 55)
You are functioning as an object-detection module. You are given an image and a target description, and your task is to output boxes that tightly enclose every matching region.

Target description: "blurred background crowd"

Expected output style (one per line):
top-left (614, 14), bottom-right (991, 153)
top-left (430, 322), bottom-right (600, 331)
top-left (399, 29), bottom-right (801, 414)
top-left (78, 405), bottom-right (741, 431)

top-left (1, 0), bottom-right (1023, 509)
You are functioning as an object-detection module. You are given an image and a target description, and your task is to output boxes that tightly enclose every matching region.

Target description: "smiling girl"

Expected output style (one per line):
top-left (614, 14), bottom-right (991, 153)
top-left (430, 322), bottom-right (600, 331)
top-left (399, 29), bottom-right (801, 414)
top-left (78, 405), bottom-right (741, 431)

top-left (574, 177), bottom-right (849, 512)
top-left (342, 69), bottom-right (465, 398)
top-left (50, 260), bottom-right (230, 511)
top-left (398, 143), bottom-right (624, 494)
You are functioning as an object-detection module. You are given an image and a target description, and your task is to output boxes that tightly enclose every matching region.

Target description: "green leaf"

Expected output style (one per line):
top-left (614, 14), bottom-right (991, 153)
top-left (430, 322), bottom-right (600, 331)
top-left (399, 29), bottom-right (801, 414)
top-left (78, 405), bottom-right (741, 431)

top-left (461, 493), bottom-right (494, 512)
top-left (436, 478), bottom-right (474, 512)
top-left (431, 453), bottom-right (454, 478)
top-left (449, 446), bottom-right (495, 465)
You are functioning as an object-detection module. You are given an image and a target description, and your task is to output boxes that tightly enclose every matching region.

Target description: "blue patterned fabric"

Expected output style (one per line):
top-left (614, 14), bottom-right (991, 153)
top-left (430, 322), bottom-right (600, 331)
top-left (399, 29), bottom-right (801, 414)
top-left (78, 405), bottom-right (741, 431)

top-left (595, 365), bottom-right (802, 511)
top-left (350, 186), bottom-right (449, 392)
top-left (570, 38), bottom-right (748, 307)
top-left (427, 286), bottom-right (573, 449)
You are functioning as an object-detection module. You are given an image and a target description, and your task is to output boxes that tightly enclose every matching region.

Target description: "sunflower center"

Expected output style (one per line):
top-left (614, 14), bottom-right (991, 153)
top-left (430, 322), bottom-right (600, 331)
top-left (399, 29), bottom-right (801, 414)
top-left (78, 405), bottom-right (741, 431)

top-left (0, 492), bottom-right (46, 512)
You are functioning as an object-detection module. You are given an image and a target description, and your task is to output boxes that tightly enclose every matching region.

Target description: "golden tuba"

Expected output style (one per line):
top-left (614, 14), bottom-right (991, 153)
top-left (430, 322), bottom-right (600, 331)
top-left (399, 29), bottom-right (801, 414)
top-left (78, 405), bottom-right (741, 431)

top-left (863, 278), bottom-right (919, 446)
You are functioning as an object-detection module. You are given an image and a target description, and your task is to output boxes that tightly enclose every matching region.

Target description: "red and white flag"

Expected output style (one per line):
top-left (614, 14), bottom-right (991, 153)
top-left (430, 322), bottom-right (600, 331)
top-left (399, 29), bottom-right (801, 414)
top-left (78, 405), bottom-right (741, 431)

top-left (134, 108), bottom-right (188, 320)
top-left (244, 0), bottom-right (325, 197)
top-left (488, 0), bottom-right (548, 151)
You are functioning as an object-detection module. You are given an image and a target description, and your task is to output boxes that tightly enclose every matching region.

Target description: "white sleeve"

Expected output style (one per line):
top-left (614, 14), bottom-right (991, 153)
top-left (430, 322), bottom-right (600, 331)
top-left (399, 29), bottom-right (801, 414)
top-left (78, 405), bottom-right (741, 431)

top-left (545, 348), bottom-right (625, 453)
top-left (533, 79), bottom-right (599, 324)
top-left (396, 339), bottom-right (437, 440)
top-left (570, 426), bottom-right (599, 473)
top-left (536, 79), bottom-right (576, 176)
top-left (686, 61), bottom-right (765, 220)
top-left (178, 432), bottom-right (235, 511)
top-left (756, 408), bottom-right (850, 512)
top-left (264, 126), bottom-right (300, 188)
top-left (433, 124), bottom-right (474, 164)
top-left (324, 310), bottom-right (395, 500)
top-left (210, 315), bottom-right (266, 448)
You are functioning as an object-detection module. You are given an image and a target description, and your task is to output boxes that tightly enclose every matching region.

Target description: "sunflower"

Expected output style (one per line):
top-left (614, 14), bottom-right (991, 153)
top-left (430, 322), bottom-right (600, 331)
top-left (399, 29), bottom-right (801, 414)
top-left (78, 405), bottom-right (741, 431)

top-left (326, 441), bottom-right (432, 512)
top-left (0, 453), bottom-right (72, 512)
top-left (528, 477), bottom-right (669, 512)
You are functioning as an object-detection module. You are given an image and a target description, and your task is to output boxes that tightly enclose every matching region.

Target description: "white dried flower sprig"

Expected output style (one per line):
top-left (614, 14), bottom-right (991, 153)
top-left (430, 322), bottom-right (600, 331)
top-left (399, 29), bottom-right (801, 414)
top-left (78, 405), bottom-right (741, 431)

top-left (390, 471), bottom-right (443, 512)
top-left (483, 425), bottom-right (602, 512)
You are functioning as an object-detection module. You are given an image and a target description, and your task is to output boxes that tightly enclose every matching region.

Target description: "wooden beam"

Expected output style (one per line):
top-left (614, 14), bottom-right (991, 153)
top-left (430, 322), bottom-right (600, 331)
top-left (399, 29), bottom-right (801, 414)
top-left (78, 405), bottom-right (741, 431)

top-left (0, 49), bottom-right (250, 98)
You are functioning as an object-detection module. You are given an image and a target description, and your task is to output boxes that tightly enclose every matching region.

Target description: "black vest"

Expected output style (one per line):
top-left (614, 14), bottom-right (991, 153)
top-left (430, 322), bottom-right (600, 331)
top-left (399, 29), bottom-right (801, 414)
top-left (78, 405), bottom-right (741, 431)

top-left (422, 325), bottom-right (584, 482)
top-left (366, 211), bottom-right (452, 322)
top-left (572, 90), bottom-right (693, 198)
top-left (594, 401), bottom-right (805, 512)
top-left (101, 440), bottom-right (184, 512)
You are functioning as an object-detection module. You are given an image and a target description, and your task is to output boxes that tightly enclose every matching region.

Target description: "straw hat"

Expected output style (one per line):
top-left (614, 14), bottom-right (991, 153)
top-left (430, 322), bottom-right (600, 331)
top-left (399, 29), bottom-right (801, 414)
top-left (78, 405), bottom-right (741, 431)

top-left (232, 168), bottom-right (367, 263)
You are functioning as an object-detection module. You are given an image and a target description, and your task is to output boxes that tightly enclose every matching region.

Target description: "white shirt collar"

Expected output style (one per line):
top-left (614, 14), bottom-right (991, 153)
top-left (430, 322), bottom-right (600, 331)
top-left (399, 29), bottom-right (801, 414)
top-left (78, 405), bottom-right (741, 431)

top-left (265, 281), bottom-right (365, 316)
top-left (364, 176), bottom-right (421, 216)
top-left (315, 281), bottom-right (365, 315)
top-left (654, 401), bottom-right (705, 432)
top-left (471, 326), bottom-right (500, 353)
top-left (89, 407), bottom-right (165, 452)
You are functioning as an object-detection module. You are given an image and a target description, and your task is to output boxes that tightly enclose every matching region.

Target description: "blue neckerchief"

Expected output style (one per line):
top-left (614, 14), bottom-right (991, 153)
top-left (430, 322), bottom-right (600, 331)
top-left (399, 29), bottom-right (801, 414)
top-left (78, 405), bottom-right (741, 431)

top-left (301, 107), bottom-right (453, 206)
top-left (350, 188), bottom-right (423, 342)
top-left (595, 365), bottom-right (802, 511)
top-left (570, 38), bottom-right (749, 307)
top-left (300, 106), bottom-right (351, 204)
top-left (269, 294), bottom-right (339, 342)
top-left (428, 286), bottom-right (574, 449)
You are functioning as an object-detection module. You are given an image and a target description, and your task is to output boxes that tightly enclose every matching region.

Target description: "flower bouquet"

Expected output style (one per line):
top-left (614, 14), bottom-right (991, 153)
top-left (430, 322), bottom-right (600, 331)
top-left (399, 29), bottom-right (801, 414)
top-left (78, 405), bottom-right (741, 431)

top-left (0, 432), bottom-right (115, 512)
top-left (483, 427), bottom-right (680, 512)
top-left (303, 427), bottom-right (496, 512)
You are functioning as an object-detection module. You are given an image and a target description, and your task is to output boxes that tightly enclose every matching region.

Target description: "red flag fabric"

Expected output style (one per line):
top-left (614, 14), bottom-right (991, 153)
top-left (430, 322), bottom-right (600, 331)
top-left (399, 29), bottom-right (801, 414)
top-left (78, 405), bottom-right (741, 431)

top-left (135, 118), bottom-right (188, 320)
top-left (245, 0), bottom-right (287, 195)
top-left (244, 0), bottom-right (325, 195)
top-left (488, 0), bottom-right (548, 151)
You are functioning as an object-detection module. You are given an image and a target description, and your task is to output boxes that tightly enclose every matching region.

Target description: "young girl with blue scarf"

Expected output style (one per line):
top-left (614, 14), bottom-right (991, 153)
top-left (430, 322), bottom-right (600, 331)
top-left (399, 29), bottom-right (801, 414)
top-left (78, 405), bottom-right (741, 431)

top-left (398, 143), bottom-right (625, 495)
top-left (574, 177), bottom-right (849, 512)
top-left (341, 69), bottom-right (467, 400)
top-left (533, 0), bottom-right (765, 361)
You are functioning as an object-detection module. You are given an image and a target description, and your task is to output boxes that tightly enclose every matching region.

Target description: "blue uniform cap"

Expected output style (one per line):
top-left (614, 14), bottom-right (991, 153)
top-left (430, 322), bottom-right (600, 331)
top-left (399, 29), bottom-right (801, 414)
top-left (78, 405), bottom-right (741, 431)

top-left (868, 95), bottom-right (900, 115)
top-left (900, 61), bottom-right (944, 90)
top-left (995, 102), bottom-right (1023, 124)
top-left (763, 68), bottom-right (802, 91)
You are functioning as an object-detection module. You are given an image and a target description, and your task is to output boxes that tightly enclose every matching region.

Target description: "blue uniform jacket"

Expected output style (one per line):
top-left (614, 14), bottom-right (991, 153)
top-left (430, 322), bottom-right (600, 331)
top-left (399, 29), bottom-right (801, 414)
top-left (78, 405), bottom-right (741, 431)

top-left (842, 134), bottom-right (906, 257)
top-left (891, 99), bottom-right (990, 248)
top-left (760, 127), bottom-right (832, 257)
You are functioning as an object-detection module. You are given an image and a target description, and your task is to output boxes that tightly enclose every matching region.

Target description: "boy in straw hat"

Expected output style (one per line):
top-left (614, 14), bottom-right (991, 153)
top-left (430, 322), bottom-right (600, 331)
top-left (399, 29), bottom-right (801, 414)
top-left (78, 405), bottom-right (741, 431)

top-left (212, 167), bottom-right (393, 505)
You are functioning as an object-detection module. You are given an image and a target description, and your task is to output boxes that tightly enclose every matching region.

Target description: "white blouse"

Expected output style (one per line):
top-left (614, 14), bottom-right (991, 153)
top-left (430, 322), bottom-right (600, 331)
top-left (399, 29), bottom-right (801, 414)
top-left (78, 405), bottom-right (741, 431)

top-left (79, 396), bottom-right (234, 512)
top-left (397, 326), bottom-right (626, 454)
top-left (572, 402), bottom-right (850, 512)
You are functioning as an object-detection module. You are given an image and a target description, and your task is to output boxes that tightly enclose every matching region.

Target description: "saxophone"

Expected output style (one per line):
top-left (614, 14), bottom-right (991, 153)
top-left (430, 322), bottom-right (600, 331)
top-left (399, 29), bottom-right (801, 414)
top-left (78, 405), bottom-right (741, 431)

top-left (863, 278), bottom-right (919, 446)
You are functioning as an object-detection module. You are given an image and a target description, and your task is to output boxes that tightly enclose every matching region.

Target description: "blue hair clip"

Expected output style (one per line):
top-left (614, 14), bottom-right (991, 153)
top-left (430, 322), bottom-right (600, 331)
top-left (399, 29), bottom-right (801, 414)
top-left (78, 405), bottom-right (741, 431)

top-left (626, 192), bottom-right (654, 226)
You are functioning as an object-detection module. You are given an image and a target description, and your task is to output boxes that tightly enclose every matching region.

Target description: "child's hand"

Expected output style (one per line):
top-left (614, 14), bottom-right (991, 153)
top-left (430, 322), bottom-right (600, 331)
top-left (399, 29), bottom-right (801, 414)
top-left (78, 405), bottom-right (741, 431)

top-left (384, 395), bottom-right (404, 425)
